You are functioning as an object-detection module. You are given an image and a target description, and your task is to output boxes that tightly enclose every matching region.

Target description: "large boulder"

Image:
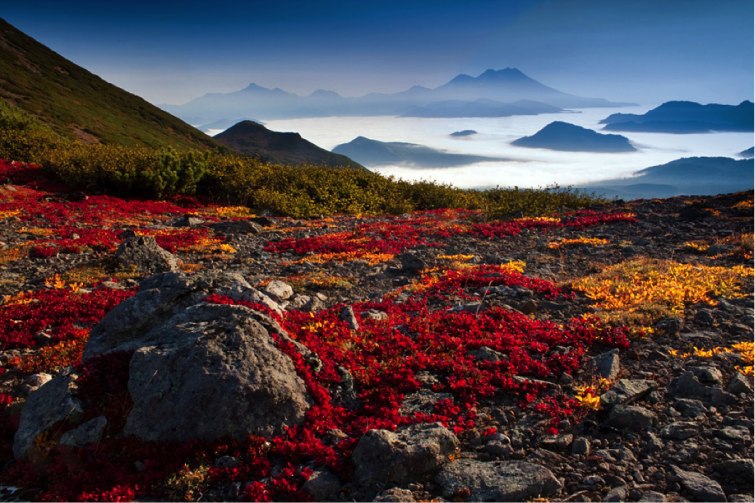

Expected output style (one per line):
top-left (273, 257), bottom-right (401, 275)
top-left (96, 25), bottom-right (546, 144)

top-left (84, 271), bottom-right (284, 360)
top-left (16, 271), bottom-right (314, 451)
top-left (123, 303), bottom-right (311, 441)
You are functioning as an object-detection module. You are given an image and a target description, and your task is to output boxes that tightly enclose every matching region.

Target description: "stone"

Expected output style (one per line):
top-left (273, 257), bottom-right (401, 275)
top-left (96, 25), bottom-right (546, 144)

top-left (209, 220), bottom-right (261, 235)
top-left (669, 465), bottom-right (726, 502)
top-left (690, 366), bottom-right (723, 385)
top-left (399, 390), bottom-right (453, 415)
top-left (639, 491), bottom-right (667, 501)
top-left (171, 215), bottom-right (205, 227)
top-left (600, 379), bottom-right (656, 408)
top-left (114, 235), bottom-right (180, 274)
top-left (18, 372), bottom-right (52, 394)
top-left (668, 371), bottom-right (734, 406)
top-left (264, 280), bottom-right (294, 301)
top-left (572, 437), bottom-right (591, 456)
top-left (605, 404), bottom-right (656, 431)
top-left (672, 398), bottom-right (708, 418)
top-left (541, 433), bottom-right (573, 452)
top-left (302, 469), bottom-right (342, 501)
top-left (435, 459), bottom-right (562, 501)
top-left (13, 373), bottom-right (83, 459)
top-left (364, 309), bottom-right (389, 321)
top-left (728, 373), bottom-right (753, 395)
top-left (660, 421), bottom-right (698, 440)
top-left (289, 294), bottom-right (311, 310)
top-left (84, 271), bottom-right (284, 360)
top-left (468, 346), bottom-right (506, 363)
top-left (604, 485), bottom-right (627, 501)
top-left (716, 426), bottom-right (751, 443)
top-left (214, 455), bottom-right (240, 469)
top-left (713, 459), bottom-right (754, 484)
top-left (398, 253), bottom-right (427, 274)
top-left (352, 423), bottom-right (459, 490)
top-left (122, 303), bottom-right (311, 442)
top-left (373, 487), bottom-right (416, 502)
top-left (340, 306), bottom-right (360, 331)
top-left (594, 349), bottom-right (621, 380)
top-left (59, 416), bottom-right (107, 448)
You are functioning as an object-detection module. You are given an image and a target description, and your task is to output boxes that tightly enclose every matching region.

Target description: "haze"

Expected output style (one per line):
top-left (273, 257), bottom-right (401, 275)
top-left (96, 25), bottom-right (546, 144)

top-left (3, 0), bottom-right (753, 106)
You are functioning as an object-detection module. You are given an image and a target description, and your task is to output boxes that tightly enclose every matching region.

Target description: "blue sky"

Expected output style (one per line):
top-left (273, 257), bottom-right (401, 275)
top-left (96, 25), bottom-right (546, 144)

top-left (3, 0), bottom-right (753, 105)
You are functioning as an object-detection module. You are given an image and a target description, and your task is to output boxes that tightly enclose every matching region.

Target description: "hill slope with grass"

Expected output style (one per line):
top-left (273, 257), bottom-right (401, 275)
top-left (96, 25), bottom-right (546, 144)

top-left (0, 18), bottom-right (217, 150)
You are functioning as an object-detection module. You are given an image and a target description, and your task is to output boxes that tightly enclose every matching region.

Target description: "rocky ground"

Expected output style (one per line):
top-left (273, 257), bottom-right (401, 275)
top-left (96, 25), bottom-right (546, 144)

top-left (0, 159), bottom-right (753, 501)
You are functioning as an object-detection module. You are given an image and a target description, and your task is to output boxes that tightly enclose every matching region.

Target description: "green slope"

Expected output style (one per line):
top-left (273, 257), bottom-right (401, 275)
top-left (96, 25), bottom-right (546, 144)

top-left (0, 18), bottom-right (218, 150)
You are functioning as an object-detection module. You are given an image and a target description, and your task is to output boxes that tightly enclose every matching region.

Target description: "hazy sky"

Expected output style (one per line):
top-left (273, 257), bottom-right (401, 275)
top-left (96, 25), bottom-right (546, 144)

top-left (3, 0), bottom-right (753, 106)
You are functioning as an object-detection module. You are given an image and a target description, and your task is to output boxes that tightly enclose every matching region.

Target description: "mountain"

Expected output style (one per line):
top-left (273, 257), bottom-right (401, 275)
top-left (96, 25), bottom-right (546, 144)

top-left (165, 68), bottom-right (632, 128)
top-left (213, 121), bottom-right (362, 169)
top-left (401, 99), bottom-right (561, 118)
top-left (600, 101), bottom-right (754, 133)
top-left (584, 157), bottom-right (754, 199)
top-left (737, 147), bottom-right (753, 158)
top-left (0, 19), bottom-right (217, 150)
top-left (512, 121), bottom-right (636, 152)
top-left (332, 136), bottom-right (503, 168)
top-left (450, 130), bottom-right (478, 137)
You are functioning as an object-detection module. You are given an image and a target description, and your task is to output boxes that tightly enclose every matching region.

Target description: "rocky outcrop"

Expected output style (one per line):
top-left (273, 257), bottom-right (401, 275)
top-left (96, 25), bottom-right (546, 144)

top-left (114, 235), bottom-right (180, 274)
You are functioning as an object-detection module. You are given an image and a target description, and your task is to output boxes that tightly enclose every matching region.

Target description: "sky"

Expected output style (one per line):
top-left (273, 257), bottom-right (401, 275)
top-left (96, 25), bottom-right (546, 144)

top-left (2, 0), bottom-right (753, 106)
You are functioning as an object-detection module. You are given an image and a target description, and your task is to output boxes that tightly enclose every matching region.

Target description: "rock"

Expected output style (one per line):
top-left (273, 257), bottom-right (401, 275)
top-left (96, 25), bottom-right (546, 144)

top-left (373, 487), bottom-right (415, 502)
top-left (605, 404), bottom-right (656, 431)
top-left (398, 253), bottom-right (427, 274)
top-left (84, 271), bottom-right (284, 360)
top-left (352, 423), bottom-right (459, 490)
top-left (640, 491), bottom-right (667, 501)
top-left (114, 235), bottom-right (180, 274)
top-left (171, 215), bottom-right (204, 227)
top-left (572, 437), bottom-right (591, 456)
top-left (435, 459), bottom-right (562, 501)
top-left (468, 346), bottom-right (506, 363)
top-left (654, 316), bottom-right (683, 335)
top-left (716, 426), bottom-right (752, 443)
top-left (600, 379), bottom-right (656, 408)
top-left (660, 421), bottom-right (698, 440)
top-left (669, 465), bottom-right (726, 502)
top-left (713, 458), bottom-right (754, 484)
top-left (289, 294), bottom-right (311, 310)
top-left (340, 306), bottom-right (359, 331)
top-left (399, 390), bottom-right (453, 415)
top-left (302, 469), bottom-right (342, 501)
top-left (208, 220), bottom-right (261, 234)
top-left (364, 309), bottom-right (389, 321)
top-left (13, 373), bottom-right (83, 459)
top-left (59, 416), bottom-right (107, 448)
top-left (484, 434), bottom-right (514, 458)
top-left (668, 371), bottom-right (734, 406)
top-left (643, 432), bottom-right (664, 453)
top-left (18, 372), bottom-right (52, 394)
top-left (604, 485), bottom-right (626, 501)
top-left (122, 303), bottom-right (311, 442)
top-left (672, 398), bottom-right (708, 418)
top-left (264, 280), bottom-right (294, 301)
top-left (214, 455), bottom-right (240, 469)
top-left (594, 349), bottom-right (621, 380)
top-left (690, 366), bottom-right (723, 385)
top-left (728, 372), bottom-right (753, 395)
top-left (540, 433), bottom-right (573, 452)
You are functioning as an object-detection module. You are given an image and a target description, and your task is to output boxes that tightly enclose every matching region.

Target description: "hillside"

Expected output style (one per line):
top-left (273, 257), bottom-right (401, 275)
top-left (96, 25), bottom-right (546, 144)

top-left (0, 19), bottom-right (217, 150)
top-left (0, 160), bottom-right (752, 501)
top-left (213, 121), bottom-right (363, 169)
top-left (332, 136), bottom-right (503, 167)
top-left (584, 157), bottom-right (754, 199)
top-left (512, 121), bottom-right (636, 152)
top-left (600, 101), bottom-right (754, 133)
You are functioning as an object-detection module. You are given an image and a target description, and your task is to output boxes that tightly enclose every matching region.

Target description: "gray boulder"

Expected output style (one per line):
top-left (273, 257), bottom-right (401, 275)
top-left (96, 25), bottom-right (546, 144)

top-left (605, 404), bottom-right (656, 431)
top-left (115, 235), bottom-right (180, 274)
top-left (435, 459), bottom-right (562, 501)
top-left (84, 271), bottom-right (283, 360)
top-left (264, 280), bottom-right (294, 301)
top-left (593, 349), bottom-right (620, 379)
top-left (600, 379), bottom-right (656, 408)
top-left (670, 465), bottom-right (726, 502)
top-left (352, 423), bottom-right (459, 490)
top-left (59, 416), bottom-right (107, 448)
top-left (122, 303), bottom-right (311, 441)
top-left (13, 373), bottom-right (83, 459)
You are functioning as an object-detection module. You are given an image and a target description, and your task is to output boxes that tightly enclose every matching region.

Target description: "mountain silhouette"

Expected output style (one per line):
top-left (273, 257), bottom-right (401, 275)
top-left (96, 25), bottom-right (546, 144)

top-left (583, 157), bottom-right (754, 199)
top-left (165, 68), bottom-right (631, 127)
top-left (512, 121), bottom-right (636, 152)
top-left (600, 101), bottom-right (754, 133)
top-left (332, 136), bottom-right (504, 168)
top-left (214, 121), bottom-right (362, 169)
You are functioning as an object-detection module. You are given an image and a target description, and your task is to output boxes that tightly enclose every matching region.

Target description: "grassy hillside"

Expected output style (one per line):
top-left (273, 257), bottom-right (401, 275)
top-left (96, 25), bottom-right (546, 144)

top-left (0, 18), bottom-right (218, 150)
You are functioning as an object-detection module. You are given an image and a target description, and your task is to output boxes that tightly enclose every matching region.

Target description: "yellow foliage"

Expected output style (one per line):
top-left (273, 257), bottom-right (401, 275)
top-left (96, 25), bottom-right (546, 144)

top-left (668, 341), bottom-right (753, 376)
top-left (0, 209), bottom-right (20, 220)
top-left (207, 205), bottom-right (255, 218)
top-left (0, 245), bottom-right (28, 265)
top-left (291, 251), bottom-right (395, 266)
top-left (437, 254), bottom-right (476, 261)
top-left (572, 258), bottom-right (753, 323)
top-left (548, 237), bottom-right (609, 249)
top-left (164, 464), bottom-right (210, 502)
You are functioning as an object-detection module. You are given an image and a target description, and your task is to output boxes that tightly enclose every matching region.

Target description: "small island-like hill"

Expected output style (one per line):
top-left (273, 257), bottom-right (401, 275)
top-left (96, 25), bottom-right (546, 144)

top-left (512, 121), bottom-right (636, 152)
